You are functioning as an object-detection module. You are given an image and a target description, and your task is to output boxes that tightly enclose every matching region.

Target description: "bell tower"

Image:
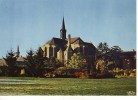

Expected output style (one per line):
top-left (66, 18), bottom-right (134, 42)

top-left (60, 17), bottom-right (66, 40)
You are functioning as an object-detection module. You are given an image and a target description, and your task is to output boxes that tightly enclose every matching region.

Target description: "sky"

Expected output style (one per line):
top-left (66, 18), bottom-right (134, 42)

top-left (0, 0), bottom-right (136, 57)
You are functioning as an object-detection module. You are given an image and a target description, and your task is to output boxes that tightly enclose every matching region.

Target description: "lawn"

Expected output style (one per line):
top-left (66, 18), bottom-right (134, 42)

top-left (0, 77), bottom-right (136, 95)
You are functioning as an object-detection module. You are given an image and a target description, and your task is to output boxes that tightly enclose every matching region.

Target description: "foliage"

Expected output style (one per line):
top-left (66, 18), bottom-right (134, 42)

top-left (96, 59), bottom-right (106, 73)
top-left (97, 42), bottom-right (110, 57)
top-left (34, 47), bottom-right (46, 77)
top-left (24, 47), bottom-right (62, 77)
top-left (0, 66), bottom-right (8, 76)
top-left (68, 53), bottom-right (87, 70)
top-left (74, 71), bottom-right (88, 78)
top-left (110, 46), bottom-right (122, 68)
top-left (24, 49), bottom-right (36, 76)
top-left (89, 72), bottom-right (115, 79)
top-left (54, 53), bottom-right (88, 78)
top-left (54, 67), bottom-right (78, 78)
top-left (3, 49), bottom-right (17, 76)
top-left (48, 57), bottom-right (62, 68)
top-left (112, 68), bottom-right (136, 78)
top-left (96, 42), bottom-right (123, 73)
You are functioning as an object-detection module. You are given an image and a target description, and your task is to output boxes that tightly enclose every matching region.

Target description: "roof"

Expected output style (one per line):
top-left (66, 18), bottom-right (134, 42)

top-left (16, 56), bottom-right (25, 62)
top-left (45, 37), bottom-right (67, 51)
top-left (46, 37), bottom-right (67, 45)
top-left (69, 37), bottom-right (80, 43)
top-left (44, 37), bottom-right (97, 52)
top-left (84, 42), bottom-right (97, 49)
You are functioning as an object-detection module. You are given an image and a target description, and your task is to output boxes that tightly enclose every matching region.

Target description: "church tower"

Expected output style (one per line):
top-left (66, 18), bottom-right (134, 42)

top-left (16, 45), bottom-right (20, 57)
top-left (60, 17), bottom-right (66, 40)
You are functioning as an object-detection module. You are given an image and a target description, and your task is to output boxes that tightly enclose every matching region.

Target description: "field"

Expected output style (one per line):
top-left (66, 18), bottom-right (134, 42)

top-left (0, 77), bottom-right (136, 95)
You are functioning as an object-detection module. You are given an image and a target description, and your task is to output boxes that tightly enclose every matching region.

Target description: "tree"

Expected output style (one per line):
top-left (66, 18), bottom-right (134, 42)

top-left (97, 43), bottom-right (123, 72)
top-left (96, 59), bottom-right (106, 73)
top-left (49, 57), bottom-right (62, 68)
top-left (97, 42), bottom-right (111, 64)
top-left (97, 42), bottom-right (115, 72)
top-left (3, 49), bottom-right (17, 76)
top-left (97, 42), bottom-right (110, 56)
top-left (34, 47), bottom-right (46, 77)
top-left (68, 53), bottom-right (87, 70)
top-left (24, 49), bottom-right (36, 76)
top-left (111, 46), bottom-right (123, 68)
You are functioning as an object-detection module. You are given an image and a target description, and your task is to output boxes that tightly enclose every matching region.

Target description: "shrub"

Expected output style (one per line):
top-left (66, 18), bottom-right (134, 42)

top-left (54, 67), bottom-right (78, 78)
top-left (89, 72), bottom-right (115, 79)
top-left (104, 72), bottom-right (115, 78)
top-left (129, 70), bottom-right (136, 77)
top-left (74, 72), bottom-right (81, 78)
top-left (74, 71), bottom-right (89, 78)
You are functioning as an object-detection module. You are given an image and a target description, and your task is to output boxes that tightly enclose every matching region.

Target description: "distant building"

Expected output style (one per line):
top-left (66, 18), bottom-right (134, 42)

top-left (42, 18), bottom-right (97, 66)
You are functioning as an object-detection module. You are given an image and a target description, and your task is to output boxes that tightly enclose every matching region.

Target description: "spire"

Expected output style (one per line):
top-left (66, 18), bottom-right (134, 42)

top-left (60, 17), bottom-right (66, 39)
top-left (62, 17), bottom-right (65, 30)
top-left (16, 45), bottom-right (20, 57)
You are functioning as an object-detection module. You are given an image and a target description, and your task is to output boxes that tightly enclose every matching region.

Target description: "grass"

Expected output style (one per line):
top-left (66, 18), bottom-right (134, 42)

top-left (0, 77), bottom-right (136, 95)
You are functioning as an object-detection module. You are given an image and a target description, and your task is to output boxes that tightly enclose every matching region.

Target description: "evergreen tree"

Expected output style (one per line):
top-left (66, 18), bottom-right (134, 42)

top-left (25, 49), bottom-right (36, 76)
top-left (3, 49), bottom-right (17, 76)
top-left (49, 57), bottom-right (62, 68)
top-left (35, 47), bottom-right (45, 77)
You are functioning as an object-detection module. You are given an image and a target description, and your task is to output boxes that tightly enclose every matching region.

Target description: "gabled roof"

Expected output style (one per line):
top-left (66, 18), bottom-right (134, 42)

top-left (45, 37), bottom-right (67, 51)
top-left (44, 37), bottom-right (97, 52)
top-left (66, 37), bottom-right (85, 45)
top-left (69, 37), bottom-right (79, 43)
top-left (46, 37), bottom-right (67, 45)
top-left (84, 42), bottom-right (97, 50)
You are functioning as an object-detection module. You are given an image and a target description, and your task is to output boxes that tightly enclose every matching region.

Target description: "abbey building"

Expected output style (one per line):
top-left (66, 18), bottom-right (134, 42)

top-left (41, 18), bottom-right (97, 65)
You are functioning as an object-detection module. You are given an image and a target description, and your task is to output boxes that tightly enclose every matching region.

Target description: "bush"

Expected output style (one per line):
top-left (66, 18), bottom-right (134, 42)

top-left (74, 71), bottom-right (88, 78)
top-left (89, 72), bottom-right (115, 79)
top-left (54, 67), bottom-right (78, 78)
top-left (104, 72), bottom-right (115, 78)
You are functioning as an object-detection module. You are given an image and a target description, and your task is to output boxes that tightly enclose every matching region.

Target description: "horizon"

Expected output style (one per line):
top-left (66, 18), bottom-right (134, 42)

top-left (0, 0), bottom-right (136, 57)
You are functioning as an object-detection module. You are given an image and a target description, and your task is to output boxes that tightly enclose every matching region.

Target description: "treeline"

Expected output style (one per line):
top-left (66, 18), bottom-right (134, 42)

top-left (0, 42), bottom-right (136, 78)
top-left (0, 47), bottom-right (87, 77)
top-left (1, 47), bottom-right (62, 77)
